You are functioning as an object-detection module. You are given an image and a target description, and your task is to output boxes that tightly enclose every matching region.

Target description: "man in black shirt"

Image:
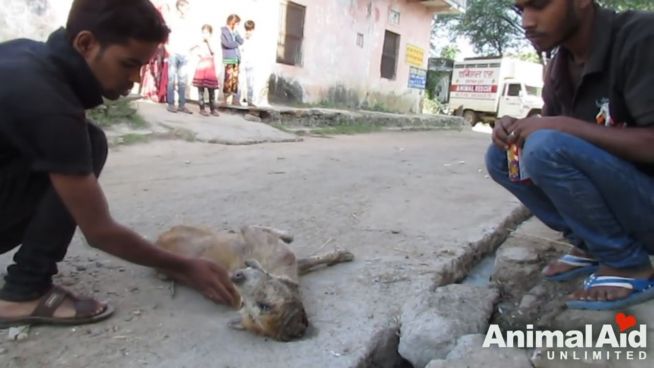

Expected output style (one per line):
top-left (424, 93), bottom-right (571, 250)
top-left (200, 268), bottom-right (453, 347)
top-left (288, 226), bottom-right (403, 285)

top-left (0, 0), bottom-right (237, 327)
top-left (486, 0), bottom-right (654, 310)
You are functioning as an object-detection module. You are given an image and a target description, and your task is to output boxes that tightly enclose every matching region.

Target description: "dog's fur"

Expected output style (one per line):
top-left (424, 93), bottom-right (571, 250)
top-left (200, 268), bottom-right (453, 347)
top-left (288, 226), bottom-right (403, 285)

top-left (155, 225), bottom-right (353, 341)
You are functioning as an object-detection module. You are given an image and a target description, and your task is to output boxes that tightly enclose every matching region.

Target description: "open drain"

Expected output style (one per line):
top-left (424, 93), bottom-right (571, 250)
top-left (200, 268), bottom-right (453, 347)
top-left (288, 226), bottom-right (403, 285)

top-left (356, 327), bottom-right (414, 368)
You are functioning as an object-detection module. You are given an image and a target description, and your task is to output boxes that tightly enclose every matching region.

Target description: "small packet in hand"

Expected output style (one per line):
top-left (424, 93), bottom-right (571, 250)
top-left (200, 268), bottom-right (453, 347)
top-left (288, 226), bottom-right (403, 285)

top-left (507, 144), bottom-right (530, 182)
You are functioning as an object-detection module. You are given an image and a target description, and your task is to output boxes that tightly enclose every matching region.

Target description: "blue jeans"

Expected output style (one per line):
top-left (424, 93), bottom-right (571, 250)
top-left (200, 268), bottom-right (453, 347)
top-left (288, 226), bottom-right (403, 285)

top-left (485, 129), bottom-right (654, 269)
top-left (167, 53), bottom-right (188, 108)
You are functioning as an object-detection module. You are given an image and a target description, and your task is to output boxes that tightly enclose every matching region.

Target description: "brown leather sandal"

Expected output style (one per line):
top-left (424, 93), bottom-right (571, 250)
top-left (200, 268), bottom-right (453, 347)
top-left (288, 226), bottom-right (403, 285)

top-left (0, 285), bottom-right (114, 328)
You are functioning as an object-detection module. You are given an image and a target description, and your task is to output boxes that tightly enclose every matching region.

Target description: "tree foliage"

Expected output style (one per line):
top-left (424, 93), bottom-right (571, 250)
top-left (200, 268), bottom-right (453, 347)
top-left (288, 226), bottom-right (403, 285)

top-left (440, 44), bottom-right (460, 60)
top-left (599, 0), bottom-right (654, 11)
top-left (431, 0), bottom-right (654, 58)
top-left (432, 0), bottom-right (525, 57)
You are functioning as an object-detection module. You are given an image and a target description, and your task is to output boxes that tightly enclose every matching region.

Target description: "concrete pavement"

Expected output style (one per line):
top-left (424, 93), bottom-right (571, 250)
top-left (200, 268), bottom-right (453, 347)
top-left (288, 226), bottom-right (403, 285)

top-left (0, 129), bottom-right (520, 368)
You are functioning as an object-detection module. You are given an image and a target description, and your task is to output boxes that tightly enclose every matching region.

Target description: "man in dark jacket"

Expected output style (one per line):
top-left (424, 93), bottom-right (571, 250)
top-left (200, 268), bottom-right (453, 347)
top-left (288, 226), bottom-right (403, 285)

top-left (0, 0), bottom-right (237, 327)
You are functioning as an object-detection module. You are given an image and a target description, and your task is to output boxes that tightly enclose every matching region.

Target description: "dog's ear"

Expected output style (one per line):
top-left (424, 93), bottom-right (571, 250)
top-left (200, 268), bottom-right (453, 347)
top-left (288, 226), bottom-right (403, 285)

top-left (275, 301), bottom-right (308, 341)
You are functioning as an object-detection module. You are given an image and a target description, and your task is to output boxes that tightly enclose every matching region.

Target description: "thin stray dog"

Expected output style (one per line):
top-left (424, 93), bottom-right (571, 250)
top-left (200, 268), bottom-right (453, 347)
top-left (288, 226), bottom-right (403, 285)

top-left (155, 225), bottom-right (354, 341)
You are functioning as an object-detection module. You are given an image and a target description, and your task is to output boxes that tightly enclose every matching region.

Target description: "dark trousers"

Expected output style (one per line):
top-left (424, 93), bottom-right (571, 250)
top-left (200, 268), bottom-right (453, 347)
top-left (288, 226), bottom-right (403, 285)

top-left (197, 87), bottom-right (216, 112)
top-left (0, 123), bottom-right (108, 301)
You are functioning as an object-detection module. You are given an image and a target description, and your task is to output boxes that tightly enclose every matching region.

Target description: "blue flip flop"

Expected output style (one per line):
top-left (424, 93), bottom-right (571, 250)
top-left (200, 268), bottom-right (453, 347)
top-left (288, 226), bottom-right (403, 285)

top-left (566, 274), bottom-right (654, 310)
top-left (544, 254), bottom-right (599, 282)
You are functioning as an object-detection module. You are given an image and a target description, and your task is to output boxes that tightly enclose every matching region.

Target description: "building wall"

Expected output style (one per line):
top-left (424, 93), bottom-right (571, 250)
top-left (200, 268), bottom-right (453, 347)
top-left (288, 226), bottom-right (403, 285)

top-left (271, 0), bottom-right (434, 113)
top-left (0, 0), bottom-right (72, 42)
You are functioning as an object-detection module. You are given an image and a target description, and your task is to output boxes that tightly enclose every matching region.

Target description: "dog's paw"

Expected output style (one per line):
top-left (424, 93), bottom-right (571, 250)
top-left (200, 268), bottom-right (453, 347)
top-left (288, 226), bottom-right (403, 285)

top-left (334, 249), bottom-right (354, 263)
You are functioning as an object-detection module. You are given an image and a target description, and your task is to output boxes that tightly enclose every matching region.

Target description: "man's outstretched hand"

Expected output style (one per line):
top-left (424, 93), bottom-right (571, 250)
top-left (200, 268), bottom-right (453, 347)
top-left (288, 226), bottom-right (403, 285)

top-left (168, 258), bottom-right (240, 308)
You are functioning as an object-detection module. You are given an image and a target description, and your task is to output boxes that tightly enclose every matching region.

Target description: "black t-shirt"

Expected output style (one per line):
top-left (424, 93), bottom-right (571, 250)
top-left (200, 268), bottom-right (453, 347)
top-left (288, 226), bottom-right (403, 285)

top-left (0, 28), bottom-right (104, 175)
top-left (542, 8), bottom-right (654, 176)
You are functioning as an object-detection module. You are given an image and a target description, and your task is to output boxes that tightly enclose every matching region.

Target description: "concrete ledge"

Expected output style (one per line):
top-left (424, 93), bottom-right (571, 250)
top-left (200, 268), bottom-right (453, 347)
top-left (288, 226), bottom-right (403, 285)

top-left (220, 104), bottom-right (465, 131)
top-left (433, 205), bottom-right (532, 288)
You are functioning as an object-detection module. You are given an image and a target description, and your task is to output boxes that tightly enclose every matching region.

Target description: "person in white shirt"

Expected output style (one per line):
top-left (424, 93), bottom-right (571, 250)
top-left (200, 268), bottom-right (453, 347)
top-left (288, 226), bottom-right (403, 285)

top-left (165, 0), bottom-right (195, 114)
top-left (240, 20), bottom-right (258, 106)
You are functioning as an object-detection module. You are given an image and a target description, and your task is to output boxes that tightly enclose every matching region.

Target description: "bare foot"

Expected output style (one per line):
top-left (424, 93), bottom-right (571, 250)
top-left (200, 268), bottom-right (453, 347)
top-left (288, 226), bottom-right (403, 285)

top-left (0, 288), bottom-right (105, 320)
top-left (567, 265), bottom-right (654, 302)
top-left (542, 247), bottom-right (593, 277)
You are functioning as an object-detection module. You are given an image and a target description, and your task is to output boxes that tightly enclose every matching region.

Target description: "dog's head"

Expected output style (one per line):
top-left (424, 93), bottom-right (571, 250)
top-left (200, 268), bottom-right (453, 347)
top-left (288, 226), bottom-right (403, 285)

top-left (231, 259), bottom-right (308, 341)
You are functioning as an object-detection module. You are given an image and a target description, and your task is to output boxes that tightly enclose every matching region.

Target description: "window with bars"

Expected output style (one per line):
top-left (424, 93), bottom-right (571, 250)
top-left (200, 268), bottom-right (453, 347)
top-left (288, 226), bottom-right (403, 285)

top-left (277, 1), bottom-right (306, 66)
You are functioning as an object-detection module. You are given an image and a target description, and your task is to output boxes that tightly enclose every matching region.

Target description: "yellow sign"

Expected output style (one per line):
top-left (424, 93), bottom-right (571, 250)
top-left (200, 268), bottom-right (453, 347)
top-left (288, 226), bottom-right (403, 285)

top-left (406, 44), bottom-right (425, 67)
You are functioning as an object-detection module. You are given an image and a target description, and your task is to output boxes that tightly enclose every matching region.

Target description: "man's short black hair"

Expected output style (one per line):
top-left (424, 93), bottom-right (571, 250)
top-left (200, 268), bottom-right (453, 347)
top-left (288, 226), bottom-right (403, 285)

top-left (244, 20), bottom-right (255, 31)
top-left (66, 0), bottom-right (170, 46)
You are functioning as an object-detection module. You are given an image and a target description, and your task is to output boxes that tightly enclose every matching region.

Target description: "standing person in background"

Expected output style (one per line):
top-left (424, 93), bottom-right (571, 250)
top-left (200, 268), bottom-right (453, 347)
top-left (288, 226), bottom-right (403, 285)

top-left (221, 14), bottom-right (243, 106)
top-left (165, 0), bottom-right (194, 114)
top-left (140, 43), bottom-right (168, 103)
top-left (191, 25), bottom-right (220, 117)
top-left (240, 20), bottom-right (258, 107)
top-left (140, 1), bottom-right (169, 103)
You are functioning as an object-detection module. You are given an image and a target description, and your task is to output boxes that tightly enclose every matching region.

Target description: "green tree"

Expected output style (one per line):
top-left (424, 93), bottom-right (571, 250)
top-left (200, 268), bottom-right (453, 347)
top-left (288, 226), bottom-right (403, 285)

top-left (455, 0), bottom-right (523, 56)
top-left (599, 0), bottom-right (654, 11)
top-left (431, 0), bottom-right (654, 59)
top-left (440, 44), bottom-right (460, 60)
top-left (431, 0), bottom-right (525, 57)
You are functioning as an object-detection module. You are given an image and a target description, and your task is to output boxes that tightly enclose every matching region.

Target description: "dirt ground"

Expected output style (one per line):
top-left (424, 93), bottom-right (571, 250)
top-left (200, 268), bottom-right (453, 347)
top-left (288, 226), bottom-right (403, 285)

top-left (0, 130), bottom-right (520, 368)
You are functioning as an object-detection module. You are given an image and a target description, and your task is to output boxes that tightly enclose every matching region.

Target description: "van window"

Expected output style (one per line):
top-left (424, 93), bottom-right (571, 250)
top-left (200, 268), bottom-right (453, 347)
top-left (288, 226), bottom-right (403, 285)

top-left (525, 86), bottom-right (542, 96)
top-left (506, 84), bottom-right (522, 97)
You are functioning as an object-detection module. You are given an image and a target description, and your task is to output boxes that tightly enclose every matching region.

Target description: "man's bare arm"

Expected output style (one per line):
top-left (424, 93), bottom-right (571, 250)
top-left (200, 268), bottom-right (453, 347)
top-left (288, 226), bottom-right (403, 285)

top-left (49, 173), bottom-right (239, 306)
top-left (50, 173), bottom-right (187, 269)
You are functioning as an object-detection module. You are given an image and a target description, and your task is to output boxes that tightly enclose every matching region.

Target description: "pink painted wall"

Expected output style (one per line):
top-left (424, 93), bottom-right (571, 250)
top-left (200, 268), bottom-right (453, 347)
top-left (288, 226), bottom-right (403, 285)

top-left (272, 0), bottom-right (434, 112)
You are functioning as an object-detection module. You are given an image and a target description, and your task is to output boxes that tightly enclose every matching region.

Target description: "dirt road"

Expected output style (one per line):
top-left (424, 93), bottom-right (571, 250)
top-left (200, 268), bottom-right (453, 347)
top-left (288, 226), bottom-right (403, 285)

top-left (0, 130), bottom-right (519, 368)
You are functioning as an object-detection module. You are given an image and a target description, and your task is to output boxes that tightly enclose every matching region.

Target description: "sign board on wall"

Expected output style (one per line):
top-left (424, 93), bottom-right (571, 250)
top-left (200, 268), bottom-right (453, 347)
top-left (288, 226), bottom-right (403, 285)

top-left (408, 67), bottom-right (427, 89)
top-left (406, 44), bottom-right (425, 67)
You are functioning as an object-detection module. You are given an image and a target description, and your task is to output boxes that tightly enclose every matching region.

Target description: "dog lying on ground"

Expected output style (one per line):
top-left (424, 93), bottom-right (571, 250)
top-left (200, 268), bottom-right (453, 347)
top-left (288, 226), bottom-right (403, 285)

top-left (155, 225), bottom-right (354, 341)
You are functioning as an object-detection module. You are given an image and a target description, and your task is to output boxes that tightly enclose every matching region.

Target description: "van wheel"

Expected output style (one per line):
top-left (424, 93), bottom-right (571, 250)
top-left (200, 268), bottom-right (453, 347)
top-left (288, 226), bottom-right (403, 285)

top-left (527, 110), bottom-right (542, 118)
top-left (463, 110), bottom-right (478, 126)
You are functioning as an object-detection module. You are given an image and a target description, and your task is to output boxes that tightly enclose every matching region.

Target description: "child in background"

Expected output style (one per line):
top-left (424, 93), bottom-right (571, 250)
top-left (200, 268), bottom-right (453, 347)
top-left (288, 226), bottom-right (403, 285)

top-left (240, 20), bottom-right (257, 106)
top-left (191, 24), bottom-right (220, 116)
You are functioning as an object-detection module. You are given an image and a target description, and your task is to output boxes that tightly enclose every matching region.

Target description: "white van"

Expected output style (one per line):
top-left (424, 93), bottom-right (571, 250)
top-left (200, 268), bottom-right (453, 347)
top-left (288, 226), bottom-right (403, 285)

top-left (449, 57), bottom-right (544, 126)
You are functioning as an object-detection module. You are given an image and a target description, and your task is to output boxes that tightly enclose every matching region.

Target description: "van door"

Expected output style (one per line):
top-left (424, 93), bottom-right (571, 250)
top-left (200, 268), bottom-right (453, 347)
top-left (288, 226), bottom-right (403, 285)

top-left (497, 83), bottom-right (524, 118)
